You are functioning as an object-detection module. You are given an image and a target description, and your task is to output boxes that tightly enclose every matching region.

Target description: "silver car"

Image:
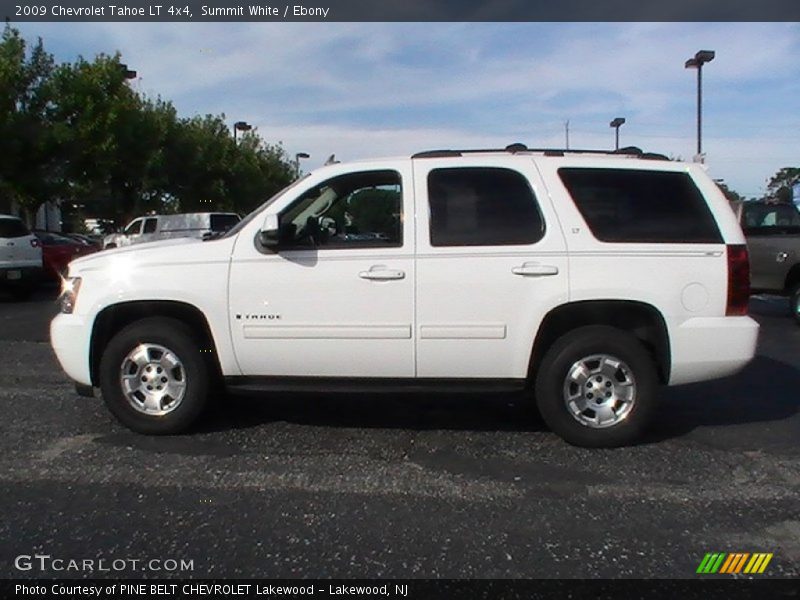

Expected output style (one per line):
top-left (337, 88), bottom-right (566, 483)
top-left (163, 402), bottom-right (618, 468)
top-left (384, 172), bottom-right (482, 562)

top-left (0, 214), bottom-right (43, 299)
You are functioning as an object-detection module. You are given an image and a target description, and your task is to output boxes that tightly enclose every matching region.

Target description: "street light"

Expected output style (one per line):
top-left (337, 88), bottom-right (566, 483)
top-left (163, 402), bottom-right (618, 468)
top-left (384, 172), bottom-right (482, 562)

top-left (295, 152), bottom-right (310, 173)
top-left (119, 63), bottom-right (137, 79)
top-left (609, 117), bottom-right (626, 150)
top-left (233, 121), bottom-right (252, 144)
top-left (684, 49), bottom-right (715, 161)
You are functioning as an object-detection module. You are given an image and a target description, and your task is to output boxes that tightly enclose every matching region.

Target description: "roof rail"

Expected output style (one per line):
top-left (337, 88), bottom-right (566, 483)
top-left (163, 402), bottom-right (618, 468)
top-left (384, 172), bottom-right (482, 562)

top-left (410, 150), bottom-right (462, 159)
top-left (411, 144), bottom-right (669, 161)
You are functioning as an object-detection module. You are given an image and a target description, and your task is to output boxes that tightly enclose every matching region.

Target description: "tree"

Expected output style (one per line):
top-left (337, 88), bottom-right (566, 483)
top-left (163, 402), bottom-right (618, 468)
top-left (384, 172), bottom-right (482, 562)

top-left (0, 24), bottom-right (56, 219)
top-left (46, 53), bottom-right (175, 223)
top-left (715, 181), bottom-right (745, 204)
top-left (162, 116), bottom-right (294, 216)
top-left (766, 167), bottom-right (800, 204)
top-left (226, 130), bottom-right (295, 215)
top-left (0, 24), bottom-right (297, 229)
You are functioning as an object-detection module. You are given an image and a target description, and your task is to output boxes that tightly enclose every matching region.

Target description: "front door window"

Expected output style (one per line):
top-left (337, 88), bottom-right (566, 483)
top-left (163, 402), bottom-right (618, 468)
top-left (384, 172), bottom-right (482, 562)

top-left (279, 170), bottom-right (402, 249)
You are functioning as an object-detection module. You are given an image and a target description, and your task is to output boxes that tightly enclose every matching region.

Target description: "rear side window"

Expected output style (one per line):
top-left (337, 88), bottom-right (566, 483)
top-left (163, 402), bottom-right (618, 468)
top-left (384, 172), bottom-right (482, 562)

top-left (742, 203), bottom-right (800, 234)
top-left (558, 168), bottom-right (722, 243)
top-left (0, 218), bottom-right (30, 238)
top-left (428, 167), bottom-right (544, 247)
top-left (143, 218), bottom-right (158, 234)
top-left (210, 214), bottom-right (240, 232)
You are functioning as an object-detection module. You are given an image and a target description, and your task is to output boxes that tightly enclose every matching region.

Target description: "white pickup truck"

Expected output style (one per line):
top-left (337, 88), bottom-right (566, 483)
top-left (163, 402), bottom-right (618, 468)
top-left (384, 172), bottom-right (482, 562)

top-left (103, 212), bottom-right (240, 249)
top-left (51, 146), bottom-right (759, 447)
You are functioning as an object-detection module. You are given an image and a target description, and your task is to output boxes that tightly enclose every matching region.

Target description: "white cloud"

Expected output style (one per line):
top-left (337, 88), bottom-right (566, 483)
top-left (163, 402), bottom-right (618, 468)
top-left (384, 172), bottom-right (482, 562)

top-left (15, 21), bottom-right (800, 196)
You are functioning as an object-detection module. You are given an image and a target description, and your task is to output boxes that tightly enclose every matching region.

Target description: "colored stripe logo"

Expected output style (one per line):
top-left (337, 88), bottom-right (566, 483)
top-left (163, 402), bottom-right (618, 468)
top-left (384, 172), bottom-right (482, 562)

top-left (696, 552), bottom-right (773, 574)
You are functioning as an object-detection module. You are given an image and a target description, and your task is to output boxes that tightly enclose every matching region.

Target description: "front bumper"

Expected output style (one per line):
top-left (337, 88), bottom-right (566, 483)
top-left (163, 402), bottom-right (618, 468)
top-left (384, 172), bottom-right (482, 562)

top-left (668, 316), bottom-right (760, 385)
top-left (50, 313), bottom-right (93, 386)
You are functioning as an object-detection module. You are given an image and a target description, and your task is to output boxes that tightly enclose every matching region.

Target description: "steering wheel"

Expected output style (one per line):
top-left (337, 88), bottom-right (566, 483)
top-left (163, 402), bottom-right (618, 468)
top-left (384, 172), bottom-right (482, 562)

top-left (294, 216), bottom-right (323, 247)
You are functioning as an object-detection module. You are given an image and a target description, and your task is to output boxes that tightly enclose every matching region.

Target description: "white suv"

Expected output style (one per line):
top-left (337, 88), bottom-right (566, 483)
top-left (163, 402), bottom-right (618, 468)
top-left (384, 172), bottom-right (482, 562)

top-left (0, 214), bottom-right (43, 300)
top-left (50, 146), bottom-right (759, 447)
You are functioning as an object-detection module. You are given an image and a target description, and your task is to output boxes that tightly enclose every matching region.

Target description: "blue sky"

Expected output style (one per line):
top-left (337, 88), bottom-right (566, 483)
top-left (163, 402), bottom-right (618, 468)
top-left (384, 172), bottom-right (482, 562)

top-left (15, 22), bottom-right (800, 197)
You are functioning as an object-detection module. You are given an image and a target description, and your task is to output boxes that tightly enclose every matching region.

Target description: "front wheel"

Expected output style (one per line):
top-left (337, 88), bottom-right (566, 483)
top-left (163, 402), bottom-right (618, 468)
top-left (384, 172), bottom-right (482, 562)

top-left (534, 326), bottom-right (658, 448)
top-left (99, 317), bottom-right (209, 434)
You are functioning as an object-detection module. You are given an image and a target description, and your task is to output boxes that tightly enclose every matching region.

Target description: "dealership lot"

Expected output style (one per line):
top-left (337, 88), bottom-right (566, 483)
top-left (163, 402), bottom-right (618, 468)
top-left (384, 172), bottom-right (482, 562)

top-left (0, 291), bottom-right (798, 578)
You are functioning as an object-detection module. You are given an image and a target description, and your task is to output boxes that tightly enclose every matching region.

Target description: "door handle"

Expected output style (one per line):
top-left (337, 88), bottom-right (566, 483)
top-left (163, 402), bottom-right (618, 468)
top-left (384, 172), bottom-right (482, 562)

top-left (512, 263), bottom-right (559, 277)
top-left (359, 267), bottom-right (405, 281)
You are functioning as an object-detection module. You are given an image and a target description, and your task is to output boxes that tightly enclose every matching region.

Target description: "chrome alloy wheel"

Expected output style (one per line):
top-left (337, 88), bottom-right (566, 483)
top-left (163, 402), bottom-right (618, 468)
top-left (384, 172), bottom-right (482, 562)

top-left (562, 354), bottom-right (636, 428)
top-left (119, 343), bottom-right (187, 416)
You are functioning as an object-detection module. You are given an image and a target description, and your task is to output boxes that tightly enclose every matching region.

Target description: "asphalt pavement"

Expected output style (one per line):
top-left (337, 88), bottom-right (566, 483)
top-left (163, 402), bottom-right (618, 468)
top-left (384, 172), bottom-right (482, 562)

top-left (0, 288), bottom-right (798, 579)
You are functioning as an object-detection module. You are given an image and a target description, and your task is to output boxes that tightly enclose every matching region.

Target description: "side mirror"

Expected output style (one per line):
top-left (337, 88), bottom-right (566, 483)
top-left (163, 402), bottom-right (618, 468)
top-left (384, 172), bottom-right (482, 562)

top-left (258, 213), bottom-right (281, 248)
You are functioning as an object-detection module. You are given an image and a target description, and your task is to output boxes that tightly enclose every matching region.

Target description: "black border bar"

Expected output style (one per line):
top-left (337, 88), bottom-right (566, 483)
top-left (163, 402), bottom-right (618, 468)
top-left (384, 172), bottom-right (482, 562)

top-left (3, 579), bottom-right (800, 600)
top-left (5, 0), bottom-right (800, 22)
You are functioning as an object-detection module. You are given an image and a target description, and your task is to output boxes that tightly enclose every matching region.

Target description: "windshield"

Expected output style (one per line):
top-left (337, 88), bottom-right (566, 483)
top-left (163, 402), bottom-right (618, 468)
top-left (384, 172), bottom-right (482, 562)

top-left (124, 220), bottom-right (142, 235)
top-left (219, 175), bottom-right (309, 240)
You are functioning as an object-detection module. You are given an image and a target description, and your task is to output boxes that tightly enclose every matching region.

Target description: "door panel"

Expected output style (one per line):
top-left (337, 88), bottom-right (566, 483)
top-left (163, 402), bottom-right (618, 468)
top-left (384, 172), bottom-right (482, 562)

top-left (123, 219), bottom-right (143, 246)
top-left (741, 204), bottom-right (800, 292)
top-left (140, 217), bottom-right (159, 244)
top-left (413, 157), bottom-right (569, 379)
top-left (228, 161), bottom-right (415, 378)
top-left (747, 234), bottom-right (793, 292)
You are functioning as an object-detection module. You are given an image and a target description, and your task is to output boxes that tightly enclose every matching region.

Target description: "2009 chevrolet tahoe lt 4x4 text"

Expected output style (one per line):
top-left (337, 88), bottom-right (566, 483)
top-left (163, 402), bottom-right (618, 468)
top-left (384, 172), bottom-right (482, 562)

top-left (51, 145), bottom-right (759, 447)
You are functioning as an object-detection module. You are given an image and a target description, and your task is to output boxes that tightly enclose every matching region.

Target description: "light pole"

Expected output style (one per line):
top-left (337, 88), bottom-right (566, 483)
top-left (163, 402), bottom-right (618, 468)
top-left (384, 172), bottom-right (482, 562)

top-left (609, 117), bottom-right (625, 150)
top-left (295, 152), bottom-right (310, 174)
top-left (119, 63), bottom-right (137, 79)
top-left (233, 121), bottom-right (252, 144)
top-left (684, 50), bottom-right (715, 161)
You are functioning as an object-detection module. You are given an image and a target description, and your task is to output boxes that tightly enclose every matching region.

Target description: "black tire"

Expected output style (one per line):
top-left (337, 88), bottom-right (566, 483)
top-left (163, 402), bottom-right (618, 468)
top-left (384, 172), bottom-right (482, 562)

top-left (534, 325), bottom-right (659, 448)
top-left (789, 284), bottom-right (800, 326)
top-left (99, 317), bottom-right (209, 434)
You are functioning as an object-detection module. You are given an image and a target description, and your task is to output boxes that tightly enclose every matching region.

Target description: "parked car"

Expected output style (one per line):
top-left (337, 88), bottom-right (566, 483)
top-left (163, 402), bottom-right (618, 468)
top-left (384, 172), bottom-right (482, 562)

top-left (103, 212), bottom-right (241, 249)
top-left (731, 200), bottom-right (800, 323)
top-left (51, 145), bottom-right (758, 447)
top-left (0, 214), bottom-right (42, 299)
top-left (33, 230), bottom-right (98, 281)
top-left (63, 232), bottom-right (103, 250)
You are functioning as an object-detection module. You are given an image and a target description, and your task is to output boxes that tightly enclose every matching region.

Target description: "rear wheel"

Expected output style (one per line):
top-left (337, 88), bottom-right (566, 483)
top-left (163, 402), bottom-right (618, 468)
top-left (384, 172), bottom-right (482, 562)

top-left (99, 317), bottom-right (209, 434)
top-left (534, 325), bottom-right (658, 447)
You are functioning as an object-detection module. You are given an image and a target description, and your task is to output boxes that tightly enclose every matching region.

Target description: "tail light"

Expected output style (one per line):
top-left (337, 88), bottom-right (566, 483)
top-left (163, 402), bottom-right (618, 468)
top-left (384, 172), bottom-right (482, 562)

top-left (30, 238), bottom-right (41, 248)
top-left (726, 244), bottom-right (750, 316)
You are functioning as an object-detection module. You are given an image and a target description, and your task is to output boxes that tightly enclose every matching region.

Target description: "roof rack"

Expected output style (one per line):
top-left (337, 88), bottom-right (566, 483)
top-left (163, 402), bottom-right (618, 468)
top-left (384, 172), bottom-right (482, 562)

top-left (411, 144), bottom-right (669, 161)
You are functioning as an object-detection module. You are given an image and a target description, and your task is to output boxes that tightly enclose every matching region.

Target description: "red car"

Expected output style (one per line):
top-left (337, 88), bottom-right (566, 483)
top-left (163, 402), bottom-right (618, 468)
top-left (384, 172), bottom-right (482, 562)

top-left (33, 230), bottom-right (98, 280)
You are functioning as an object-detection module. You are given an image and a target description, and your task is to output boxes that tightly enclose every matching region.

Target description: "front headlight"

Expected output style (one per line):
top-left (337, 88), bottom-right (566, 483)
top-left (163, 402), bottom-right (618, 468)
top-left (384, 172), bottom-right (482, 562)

top-left (59, 276), bottom-right (82, 314)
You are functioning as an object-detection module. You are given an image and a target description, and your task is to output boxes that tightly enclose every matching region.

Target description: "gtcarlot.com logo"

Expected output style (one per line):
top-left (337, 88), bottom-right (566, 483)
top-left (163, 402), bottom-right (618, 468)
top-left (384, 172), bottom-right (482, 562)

top-left (14, 554), bottom-right (194, 573)
top-left (696, 552), bottom-right (773, 575)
